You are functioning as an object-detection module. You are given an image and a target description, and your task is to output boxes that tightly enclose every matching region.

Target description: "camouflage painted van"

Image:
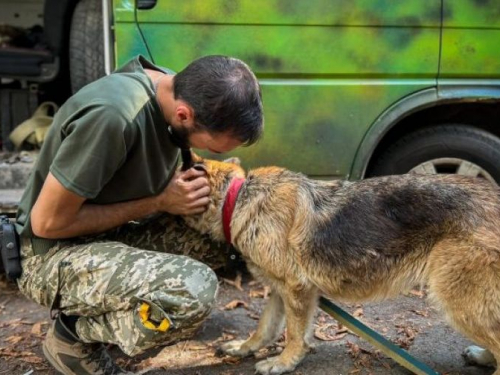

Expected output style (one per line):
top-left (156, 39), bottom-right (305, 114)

top-left (3, 0), bottom-right (500, 182)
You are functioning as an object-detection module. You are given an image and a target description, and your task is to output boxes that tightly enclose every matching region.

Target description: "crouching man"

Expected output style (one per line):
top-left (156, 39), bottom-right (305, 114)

top-left (15, 55), bottom-right (263, 374)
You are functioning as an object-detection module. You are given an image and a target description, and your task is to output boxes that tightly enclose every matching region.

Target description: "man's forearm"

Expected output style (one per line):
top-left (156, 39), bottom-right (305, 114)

top-left (30, 170), bottom-right (208, 240)
top-left (38, 195), bottom-right (160, 239)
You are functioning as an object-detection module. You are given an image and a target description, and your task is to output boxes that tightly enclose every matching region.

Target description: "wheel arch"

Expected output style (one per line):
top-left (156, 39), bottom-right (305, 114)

top-left (43, 0), bottom-right (80, 57)
top-left (350, 86), bottom-right (500, 180)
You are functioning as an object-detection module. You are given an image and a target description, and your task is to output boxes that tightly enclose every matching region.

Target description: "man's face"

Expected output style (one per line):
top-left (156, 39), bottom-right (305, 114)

top-left (169, 124), bottom-right (241, 153)
top-left (189, 129), bottom-right (242, 154)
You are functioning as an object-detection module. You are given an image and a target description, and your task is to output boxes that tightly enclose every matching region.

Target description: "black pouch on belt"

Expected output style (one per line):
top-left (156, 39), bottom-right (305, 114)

top-left (0, 215), bottom-right (21, 280)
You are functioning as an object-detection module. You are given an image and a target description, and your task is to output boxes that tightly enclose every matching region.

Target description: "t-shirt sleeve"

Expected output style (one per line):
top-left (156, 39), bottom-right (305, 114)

top-left (49, 103), bottom-right (130, 199)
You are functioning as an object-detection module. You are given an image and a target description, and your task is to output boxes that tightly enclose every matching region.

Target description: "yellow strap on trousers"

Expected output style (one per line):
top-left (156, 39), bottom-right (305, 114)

top-left (138, 303), bottom-right (170, 332)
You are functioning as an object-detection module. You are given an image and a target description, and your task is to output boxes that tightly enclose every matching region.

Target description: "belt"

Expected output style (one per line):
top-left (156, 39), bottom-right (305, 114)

top-left (21, 237), bottom-right (58, 257)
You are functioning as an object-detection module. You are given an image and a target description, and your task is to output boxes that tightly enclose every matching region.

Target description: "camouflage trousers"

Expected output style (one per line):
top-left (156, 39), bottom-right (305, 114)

top-left (17, 214), bottom-right (230, 356)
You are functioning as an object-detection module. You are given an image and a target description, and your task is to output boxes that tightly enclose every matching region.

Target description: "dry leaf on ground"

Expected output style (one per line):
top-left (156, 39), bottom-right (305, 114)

top-left (408, 289), bottom-right (426, 298)
top-left (222, 356), bottom-right (241, 365)
top-left (353, 308), bottom-right (364, 318)
top-left (411, 309), bottom-right (429, 317)
top-left (249, 286), bottom-right (270, 299)
top-left (248, 311), bottom-right (260, 320)
top-left (5, 335), bottom-right (23, 345)
top-left (31, 321), bottom-right (47, 336)
top-left (314, 323), bottom-right (347, 341)
top-left (222, 272), bottom-right (243, 292)
top-left (223, 300), bottom-right (248, 310)
top-left (394, 324), bottom-right (418, 349)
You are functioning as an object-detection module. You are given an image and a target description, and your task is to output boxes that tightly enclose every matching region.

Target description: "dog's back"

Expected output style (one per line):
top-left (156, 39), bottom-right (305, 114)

top-left (287, 174), bottom-right (500, 301)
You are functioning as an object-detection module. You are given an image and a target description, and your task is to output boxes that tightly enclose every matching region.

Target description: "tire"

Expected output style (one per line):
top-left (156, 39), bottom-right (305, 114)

top-left (368, 125), bottom-right (500, 184)
top-left (69, 0), bottom-right (105, 93)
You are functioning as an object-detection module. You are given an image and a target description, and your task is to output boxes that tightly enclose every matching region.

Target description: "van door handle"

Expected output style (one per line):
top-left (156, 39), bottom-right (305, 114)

top-left (137, 0), bottom-right (157, 9)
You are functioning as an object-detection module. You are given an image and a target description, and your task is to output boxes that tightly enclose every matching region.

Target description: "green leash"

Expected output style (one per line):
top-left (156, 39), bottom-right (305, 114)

top-left (319, 297), bottom-right (439, 374)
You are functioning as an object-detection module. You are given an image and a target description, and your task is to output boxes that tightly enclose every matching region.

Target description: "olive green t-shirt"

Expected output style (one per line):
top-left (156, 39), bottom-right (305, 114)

top-left (16, 56), bottom-right (179, 254)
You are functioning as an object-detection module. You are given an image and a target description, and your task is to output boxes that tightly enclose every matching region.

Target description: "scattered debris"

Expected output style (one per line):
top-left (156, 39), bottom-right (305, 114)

top-left (222, 271), bottom-right (244, 292)
top-left (411, 309), bottom-right (429, 317)
top-left (314, 322), bottom-right (348, 342)
top-left (353, 307), bottom-right (364, 318)
top-left (223, 299), bottom-right (249, 310)
top-left (247, 311), bottom-right (261, 320)
top-left (345, 341), bottom-right (393, 373)
top-left (30, 321), bottom-right (47, 336)
top-left (135, 340), bottom-right (221, 371)
top-left (248, 285), bottom-right (270, 299)
top-left (408, 288), bottom-right (426, 298)
top-left (221, 356), bottom-right (241, 365)
top-left (0, 151), bottom-right (35, 164)
top-left (394, 324), bottom-right (419, 350)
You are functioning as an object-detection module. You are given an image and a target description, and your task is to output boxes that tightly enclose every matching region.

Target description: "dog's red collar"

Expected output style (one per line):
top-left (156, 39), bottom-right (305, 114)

top-left (222, 177), bottom-right (245, 245)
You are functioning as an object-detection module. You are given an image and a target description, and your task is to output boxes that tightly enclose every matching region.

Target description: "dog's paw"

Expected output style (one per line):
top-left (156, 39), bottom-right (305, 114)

top-left (463, 346), bottom-right (496, 367)
top-left (304, 339), bottom-right (317, 352)
top-left (307, 343), bottom-right (317, 354)
top-left (255, 356), bottom-right (297, 375)
top-left (216, 339), bottom-right (252, 358)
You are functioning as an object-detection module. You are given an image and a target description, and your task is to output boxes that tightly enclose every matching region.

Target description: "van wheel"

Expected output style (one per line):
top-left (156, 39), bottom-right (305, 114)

top-left (368, 125), bottom-right (500, 184)
top-left (69, 0), bottom-right (105, 93)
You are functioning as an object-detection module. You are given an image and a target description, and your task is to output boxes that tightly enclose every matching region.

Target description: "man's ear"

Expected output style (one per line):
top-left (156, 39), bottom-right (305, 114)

top-left (223, 157), bottom-right (241, 166)
top-left (175, 103), bottom-right (195, 125)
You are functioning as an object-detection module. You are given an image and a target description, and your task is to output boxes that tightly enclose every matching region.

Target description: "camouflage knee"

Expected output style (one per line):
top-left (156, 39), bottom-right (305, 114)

top-left (76, 257), bottom-right (219, 356)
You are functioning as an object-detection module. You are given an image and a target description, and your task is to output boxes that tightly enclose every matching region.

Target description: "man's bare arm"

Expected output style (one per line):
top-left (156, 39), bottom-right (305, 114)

top-left (30, 169), bottom-right (209, 239)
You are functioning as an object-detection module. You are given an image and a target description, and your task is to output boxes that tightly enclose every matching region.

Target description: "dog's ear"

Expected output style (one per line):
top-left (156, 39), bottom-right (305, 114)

top-left (193, 163), bottom-right (208, 174)
top-left (191, 152), bottom-right (206, 173)
top-left (192, 152), bottom-right (204, 163)
top-left (223, 157), bottom-right (241, 166)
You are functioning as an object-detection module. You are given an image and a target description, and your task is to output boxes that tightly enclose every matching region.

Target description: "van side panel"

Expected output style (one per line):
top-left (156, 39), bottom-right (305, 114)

top-left (440, 0), bottom-right (500, 78)
top-left (113, 0), bottom-right (152, 66)
top-left (131, 0), bottom-right (441, 177)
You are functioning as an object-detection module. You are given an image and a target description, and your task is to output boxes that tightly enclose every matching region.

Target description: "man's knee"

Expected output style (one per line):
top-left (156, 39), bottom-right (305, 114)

top-left (174, 260), bottom-right (218, 317)
top-left (191, 262), bottom-right (218, 307)
top-left (143, 257), bottom-right (218, 320)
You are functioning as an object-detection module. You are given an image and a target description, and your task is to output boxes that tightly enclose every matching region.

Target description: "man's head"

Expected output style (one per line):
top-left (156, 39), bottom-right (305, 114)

top-left (169, 55), bottom-right (264, 152)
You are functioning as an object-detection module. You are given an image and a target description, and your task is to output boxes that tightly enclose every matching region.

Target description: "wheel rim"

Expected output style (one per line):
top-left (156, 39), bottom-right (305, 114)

top-left (409, 157), bottom-right (496, 184)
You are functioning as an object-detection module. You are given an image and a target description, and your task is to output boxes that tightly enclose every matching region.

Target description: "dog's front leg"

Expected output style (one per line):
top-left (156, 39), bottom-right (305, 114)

top-left (255, 284), bottom-right (318, 375)
top-left (218, 290), bottom-right (285, 357)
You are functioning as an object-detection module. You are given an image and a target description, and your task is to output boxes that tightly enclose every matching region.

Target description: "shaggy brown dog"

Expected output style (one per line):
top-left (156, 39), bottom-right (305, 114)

top-left (183, 156), bottom-right (500, 375)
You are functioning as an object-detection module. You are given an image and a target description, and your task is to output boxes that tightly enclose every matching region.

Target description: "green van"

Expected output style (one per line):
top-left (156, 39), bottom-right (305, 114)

top-left (2, 0), bottom-right (500, 182)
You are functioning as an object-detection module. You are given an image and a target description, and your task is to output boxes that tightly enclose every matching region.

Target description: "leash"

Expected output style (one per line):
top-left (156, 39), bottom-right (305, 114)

top-left (319, 297), bottom-right (439, 374)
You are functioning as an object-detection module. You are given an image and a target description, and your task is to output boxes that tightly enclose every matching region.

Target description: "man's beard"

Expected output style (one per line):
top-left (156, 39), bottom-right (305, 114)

top-left (167, 125), bottom-right (191, 149)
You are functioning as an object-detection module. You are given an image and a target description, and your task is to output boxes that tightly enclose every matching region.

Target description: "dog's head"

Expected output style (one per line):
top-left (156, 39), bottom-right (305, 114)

top-left (182, 152), bottom-right (246, 241)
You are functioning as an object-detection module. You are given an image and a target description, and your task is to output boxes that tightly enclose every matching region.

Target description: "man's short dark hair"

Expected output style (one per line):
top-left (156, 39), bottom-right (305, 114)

top-left (173, 56), bottom-right (263, 146)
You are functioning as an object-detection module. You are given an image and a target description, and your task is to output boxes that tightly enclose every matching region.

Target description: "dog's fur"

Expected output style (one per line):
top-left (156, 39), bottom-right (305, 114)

top-left (183, 157), bottom-right (500, 374)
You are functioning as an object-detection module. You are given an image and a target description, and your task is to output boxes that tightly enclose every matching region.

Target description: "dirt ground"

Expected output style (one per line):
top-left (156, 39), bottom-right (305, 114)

top-left (0, 271), bottom-right (494, 375)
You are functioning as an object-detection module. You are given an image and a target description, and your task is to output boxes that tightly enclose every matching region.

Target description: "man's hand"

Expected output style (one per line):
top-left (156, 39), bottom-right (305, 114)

top-left (158, 168), bottom-right (210, 215)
